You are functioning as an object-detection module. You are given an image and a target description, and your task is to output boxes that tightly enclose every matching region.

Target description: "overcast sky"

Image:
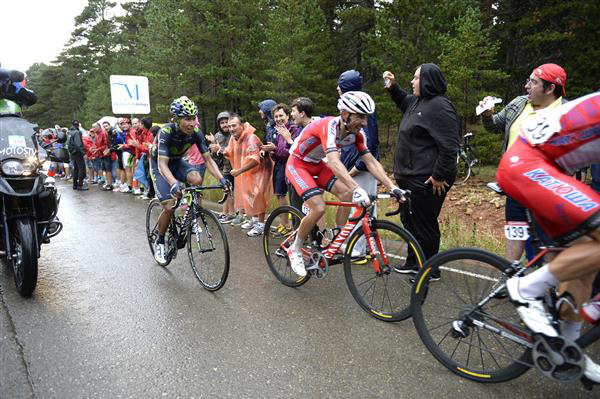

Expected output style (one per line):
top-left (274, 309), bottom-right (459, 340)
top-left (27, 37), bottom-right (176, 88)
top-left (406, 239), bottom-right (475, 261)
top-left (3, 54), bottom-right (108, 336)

top-left (0, 0), bottom-right (126, 73)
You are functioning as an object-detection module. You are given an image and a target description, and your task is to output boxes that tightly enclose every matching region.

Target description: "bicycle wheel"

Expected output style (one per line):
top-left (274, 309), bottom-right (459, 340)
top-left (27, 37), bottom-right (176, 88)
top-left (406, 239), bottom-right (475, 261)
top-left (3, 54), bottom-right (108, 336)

top-left (411, 248), bottom-right (533, 382)
top-left (468, 147), bottom-right (481, 177)
top-left (146, 199), bottom-right (162, 253)
top-left (263, 205), bottom-right (310, 287)
top-left (455, 152), bottom-right (471, 185)
top-left (187, 207), bottom-right (230, 291)
top-left (344, 220), bottom-right (425, 322)
top-left (146, 198), bottom-right (174, 267)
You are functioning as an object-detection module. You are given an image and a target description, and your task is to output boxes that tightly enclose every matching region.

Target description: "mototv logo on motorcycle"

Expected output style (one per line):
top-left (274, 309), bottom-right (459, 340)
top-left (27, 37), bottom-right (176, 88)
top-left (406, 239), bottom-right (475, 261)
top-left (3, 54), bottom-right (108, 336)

top-left (110, 75), bottom-right (150, 114)
top-left (0, 146), bottom-right (35, 156)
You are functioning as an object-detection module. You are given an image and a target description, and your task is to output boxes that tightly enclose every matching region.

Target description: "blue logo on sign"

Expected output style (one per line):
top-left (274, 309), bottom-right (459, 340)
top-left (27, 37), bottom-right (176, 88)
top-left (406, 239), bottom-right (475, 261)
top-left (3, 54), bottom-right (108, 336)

top-left (112, 82), bottom-right (140, 100)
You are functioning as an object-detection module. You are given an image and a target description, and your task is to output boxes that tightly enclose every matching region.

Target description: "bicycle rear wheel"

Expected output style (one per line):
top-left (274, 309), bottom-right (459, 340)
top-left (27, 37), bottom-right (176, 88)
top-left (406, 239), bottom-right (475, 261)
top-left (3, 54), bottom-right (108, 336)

top-left (187, 207), bottom-right (230, 291)
top-left (146, 199), bottom-right (173, 267)
top-left (411, 248), bottom-right (533, 382)
top-left (468, 146), bottom-right (481, 177)
top-left (344, 220), bottom-right (424, 322)
top-left (455, 153), bottom-right (471, 185)
top-left (263, 206), bottom-right (310, 287)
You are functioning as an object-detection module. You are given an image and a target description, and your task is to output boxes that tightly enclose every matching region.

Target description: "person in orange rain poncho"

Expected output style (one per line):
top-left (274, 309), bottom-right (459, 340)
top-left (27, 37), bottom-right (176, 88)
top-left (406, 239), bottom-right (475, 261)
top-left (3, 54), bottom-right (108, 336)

top-left (222, 113), bottom-right (273, 237)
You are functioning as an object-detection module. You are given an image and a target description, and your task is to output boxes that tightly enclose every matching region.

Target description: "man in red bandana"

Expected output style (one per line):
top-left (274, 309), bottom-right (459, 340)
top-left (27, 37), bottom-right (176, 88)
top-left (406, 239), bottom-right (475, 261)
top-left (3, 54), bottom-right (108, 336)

top-left (480, 63), bottom-right (568, 264)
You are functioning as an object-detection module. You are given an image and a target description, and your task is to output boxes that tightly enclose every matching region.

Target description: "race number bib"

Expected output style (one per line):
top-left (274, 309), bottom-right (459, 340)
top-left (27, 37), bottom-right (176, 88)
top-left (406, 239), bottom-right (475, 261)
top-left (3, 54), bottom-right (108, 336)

top-left (504, 222), bottom-right (530, 241)
top-left (521, 112), bottom-right (561, 146)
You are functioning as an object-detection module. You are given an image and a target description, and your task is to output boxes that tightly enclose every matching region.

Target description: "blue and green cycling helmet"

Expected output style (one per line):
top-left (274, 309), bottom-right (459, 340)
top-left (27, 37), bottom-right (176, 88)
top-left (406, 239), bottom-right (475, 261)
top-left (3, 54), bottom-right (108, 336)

top-left (170, 96), bottom-right (198, 117)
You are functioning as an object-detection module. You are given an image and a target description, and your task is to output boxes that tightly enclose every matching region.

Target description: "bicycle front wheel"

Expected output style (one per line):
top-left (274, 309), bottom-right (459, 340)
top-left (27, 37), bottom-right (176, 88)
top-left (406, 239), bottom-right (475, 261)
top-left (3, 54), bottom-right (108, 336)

top-left (263, 206), bottom-right (310, 287)
top-left (411, 248), bottom-right (532, 382)
top-left (344, 220), bottom-right (425, 322)
top-left (187, 207), bottom-right (230, 291)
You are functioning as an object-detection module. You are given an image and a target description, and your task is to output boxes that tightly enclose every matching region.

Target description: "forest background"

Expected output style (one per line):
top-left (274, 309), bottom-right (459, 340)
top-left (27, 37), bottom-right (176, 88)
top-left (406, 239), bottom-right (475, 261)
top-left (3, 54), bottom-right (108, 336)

top-left (24, 0), bottom-right (600, 166)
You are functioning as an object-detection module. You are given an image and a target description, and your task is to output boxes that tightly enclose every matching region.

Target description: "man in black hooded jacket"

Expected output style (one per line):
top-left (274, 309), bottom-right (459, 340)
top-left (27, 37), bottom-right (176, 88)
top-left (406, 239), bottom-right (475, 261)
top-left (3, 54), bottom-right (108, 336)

top-left (384, 64), bottom-right (459, 277)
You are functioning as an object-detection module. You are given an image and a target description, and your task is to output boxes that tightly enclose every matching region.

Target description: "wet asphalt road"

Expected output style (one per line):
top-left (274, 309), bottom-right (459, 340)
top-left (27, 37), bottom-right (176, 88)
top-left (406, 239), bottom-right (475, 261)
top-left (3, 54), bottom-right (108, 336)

top-left (0, 179), bottom-right (594, 398)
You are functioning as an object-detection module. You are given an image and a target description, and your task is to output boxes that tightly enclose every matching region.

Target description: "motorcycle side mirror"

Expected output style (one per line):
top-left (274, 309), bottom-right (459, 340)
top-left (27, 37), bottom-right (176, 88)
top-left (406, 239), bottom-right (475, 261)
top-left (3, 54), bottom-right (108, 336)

top-left (47, 147), bottom-right (70, 164)
top-left (55, 130), bottom-right (67, 144)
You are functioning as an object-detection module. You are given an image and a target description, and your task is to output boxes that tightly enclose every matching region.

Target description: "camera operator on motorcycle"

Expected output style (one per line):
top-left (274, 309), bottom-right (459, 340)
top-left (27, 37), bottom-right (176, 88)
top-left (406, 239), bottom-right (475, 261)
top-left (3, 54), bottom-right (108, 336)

top-left (150, 96), bottom-right (231, 264)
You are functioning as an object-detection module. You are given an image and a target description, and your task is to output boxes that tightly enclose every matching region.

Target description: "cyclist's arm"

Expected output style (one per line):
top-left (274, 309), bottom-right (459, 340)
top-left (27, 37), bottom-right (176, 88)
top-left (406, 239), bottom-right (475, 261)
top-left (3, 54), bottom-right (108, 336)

top-left (361, 153), bottom-right (395, 190)
top-left (326, 151), bottom-right (359, 191)
top-left (158, 156), bottom-right (178, 186)
top-left (201, 151), bottom-right (224, 180)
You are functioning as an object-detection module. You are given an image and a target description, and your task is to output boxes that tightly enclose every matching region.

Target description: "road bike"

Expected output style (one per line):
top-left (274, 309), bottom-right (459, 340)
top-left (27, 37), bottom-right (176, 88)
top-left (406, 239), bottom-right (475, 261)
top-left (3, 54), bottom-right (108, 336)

top-left (263, 192), bottom-right (425, 322)
top-left (456, 132), bottom-right (480, 185)
top-left (146, 185), bottom-right (230, 291)
top-left (410, 182), bottom-right (600, 390)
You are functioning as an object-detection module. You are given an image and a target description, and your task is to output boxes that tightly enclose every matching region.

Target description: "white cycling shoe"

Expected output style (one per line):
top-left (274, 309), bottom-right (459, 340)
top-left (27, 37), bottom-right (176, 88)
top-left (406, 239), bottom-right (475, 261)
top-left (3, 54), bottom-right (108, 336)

top-left (506, 277), bottom-right (558, 337)
top-left (585, 355), bottom-right (600, 383)
top-left (287, 247), bottom-right (306, 277)
top-left (153, 241), bottom-right (167, 264)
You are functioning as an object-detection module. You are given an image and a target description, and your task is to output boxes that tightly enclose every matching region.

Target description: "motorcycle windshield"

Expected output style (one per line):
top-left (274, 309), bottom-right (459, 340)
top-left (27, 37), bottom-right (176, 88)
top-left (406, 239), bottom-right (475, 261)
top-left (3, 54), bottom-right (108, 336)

top-left (0, 116), bottom-right (38, 161)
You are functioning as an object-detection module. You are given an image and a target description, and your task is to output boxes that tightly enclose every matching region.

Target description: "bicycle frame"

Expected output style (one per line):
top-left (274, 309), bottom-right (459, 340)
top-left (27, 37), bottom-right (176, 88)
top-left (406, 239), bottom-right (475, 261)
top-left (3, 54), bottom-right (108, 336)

top-left (277, 200), bottom-right (390, 274)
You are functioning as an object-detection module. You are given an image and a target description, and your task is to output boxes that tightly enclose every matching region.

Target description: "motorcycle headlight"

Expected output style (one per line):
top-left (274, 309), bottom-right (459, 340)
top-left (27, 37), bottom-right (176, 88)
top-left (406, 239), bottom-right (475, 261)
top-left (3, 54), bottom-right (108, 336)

top-left (2, 160), bottom-right (24, 176)
top-left (1, 158), bottom-right (38, 176)
top-left (22, 157), bottom-right (38, 176)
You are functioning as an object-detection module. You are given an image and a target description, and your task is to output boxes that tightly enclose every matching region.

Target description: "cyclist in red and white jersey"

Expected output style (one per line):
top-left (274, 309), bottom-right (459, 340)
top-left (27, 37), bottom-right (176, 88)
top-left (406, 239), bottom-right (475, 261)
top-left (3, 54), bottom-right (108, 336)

top-left (499, 92), bottom-right (600, 381)
top-left (285, 91), bottom-right (405, 277)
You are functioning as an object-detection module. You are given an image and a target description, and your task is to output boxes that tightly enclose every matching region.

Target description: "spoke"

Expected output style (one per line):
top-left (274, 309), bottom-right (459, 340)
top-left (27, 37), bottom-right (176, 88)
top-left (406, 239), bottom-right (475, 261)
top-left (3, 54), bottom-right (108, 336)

top-left (477, 328), bottom-right (502, 369)
top-left (450, 337), bottom-right (462, 359)
top-left (437, 328), bottom-right (452, 347)
top-left (466, 329), bottom-right (474, 367)
top-left (427, 319), bottom-right (454, 333)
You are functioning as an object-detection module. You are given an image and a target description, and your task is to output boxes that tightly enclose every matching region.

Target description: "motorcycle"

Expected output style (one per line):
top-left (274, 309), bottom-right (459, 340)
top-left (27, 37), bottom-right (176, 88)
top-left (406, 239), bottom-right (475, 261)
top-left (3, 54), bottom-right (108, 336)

top-left (0, 98), bottom-right (69, 297)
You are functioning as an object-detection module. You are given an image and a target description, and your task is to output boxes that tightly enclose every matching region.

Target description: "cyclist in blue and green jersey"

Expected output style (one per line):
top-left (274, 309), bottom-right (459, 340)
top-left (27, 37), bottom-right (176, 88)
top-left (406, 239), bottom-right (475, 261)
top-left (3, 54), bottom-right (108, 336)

top-left (150, 96), bottom-right (230, 263)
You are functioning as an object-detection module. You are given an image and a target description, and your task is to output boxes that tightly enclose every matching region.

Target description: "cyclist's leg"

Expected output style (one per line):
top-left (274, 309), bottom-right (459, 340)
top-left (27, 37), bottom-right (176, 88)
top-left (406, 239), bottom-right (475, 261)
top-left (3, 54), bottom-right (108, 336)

top-left (150, 157), bottom-right (176, 237)
top-left (498, 140), bottom-right (600, 335)
top-left (328, 180), bottom-right (353, 227)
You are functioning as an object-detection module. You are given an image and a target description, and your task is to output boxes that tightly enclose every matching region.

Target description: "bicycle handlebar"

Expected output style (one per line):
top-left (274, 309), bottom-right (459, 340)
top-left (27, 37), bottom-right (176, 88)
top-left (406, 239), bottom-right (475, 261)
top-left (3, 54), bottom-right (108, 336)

top-left (348, 190), bottom-right (412, 222)
top-left (172, 185), bottom-right (229, 209)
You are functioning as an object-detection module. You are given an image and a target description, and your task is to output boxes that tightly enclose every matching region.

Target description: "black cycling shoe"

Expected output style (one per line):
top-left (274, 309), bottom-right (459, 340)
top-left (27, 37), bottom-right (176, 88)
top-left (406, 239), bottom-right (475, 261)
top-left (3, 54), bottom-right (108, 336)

top-left (393, 263), bottom-right (419, 274)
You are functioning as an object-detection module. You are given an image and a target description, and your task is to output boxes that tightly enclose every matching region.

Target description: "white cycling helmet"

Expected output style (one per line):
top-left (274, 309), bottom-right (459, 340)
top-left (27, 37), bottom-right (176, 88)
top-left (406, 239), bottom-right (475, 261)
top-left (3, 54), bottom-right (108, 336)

top-left (337, 91), bottom-right (375, 114)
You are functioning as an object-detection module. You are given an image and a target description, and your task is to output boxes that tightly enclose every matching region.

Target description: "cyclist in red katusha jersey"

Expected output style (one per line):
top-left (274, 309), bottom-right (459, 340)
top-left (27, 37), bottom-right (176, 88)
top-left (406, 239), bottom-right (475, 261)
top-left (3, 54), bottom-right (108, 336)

top-left (498, 92), bottom-right (600, 383)
top-left (285, 91), bottom-right (405, 277)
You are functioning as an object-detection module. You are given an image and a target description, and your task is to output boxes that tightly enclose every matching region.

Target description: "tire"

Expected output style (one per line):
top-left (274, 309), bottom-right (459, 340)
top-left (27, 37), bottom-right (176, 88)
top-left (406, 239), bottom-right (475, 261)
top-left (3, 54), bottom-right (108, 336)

top-left (468, 147), bottom-right (481, 177)
top-left (411, 248), bottom-right (532, 382)
top-left (344, 220), bottom-right (425, 322)
top-left (263, 206), bottom-right (310, 287)
top-left (146, 198), bottom-right (173, 267)
top-left (187, 207), bottom-right (230, 291)
top-left (455, 152), bottom-right (471, 185)
top-left (12, 218), bottom-right (38, 297)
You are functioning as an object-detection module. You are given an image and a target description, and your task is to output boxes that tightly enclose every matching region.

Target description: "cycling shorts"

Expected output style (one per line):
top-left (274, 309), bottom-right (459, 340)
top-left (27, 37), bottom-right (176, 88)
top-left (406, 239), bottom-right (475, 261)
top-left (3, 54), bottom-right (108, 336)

top-left (285, 156), bottom-right (337, 201)
top-left (150, 156), bottom-right (206, 202)
top-left (497, 137), bottom-right (600, 245)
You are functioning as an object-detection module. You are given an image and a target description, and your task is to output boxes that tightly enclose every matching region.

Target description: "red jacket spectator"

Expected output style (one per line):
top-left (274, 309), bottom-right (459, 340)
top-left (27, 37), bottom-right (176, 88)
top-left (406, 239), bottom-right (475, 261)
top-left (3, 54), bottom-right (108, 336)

top-left (136, 128), bottom-right (153, 159)
top-left (83, 134), bottom-right (95, 159)
top-left (95, 129), bottom-right (109, 158)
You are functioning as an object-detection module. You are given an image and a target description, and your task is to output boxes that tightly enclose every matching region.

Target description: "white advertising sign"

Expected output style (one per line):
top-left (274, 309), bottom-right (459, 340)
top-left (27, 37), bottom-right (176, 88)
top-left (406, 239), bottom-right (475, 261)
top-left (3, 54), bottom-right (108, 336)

top-left (110, 75), bottom-right (150, 114)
